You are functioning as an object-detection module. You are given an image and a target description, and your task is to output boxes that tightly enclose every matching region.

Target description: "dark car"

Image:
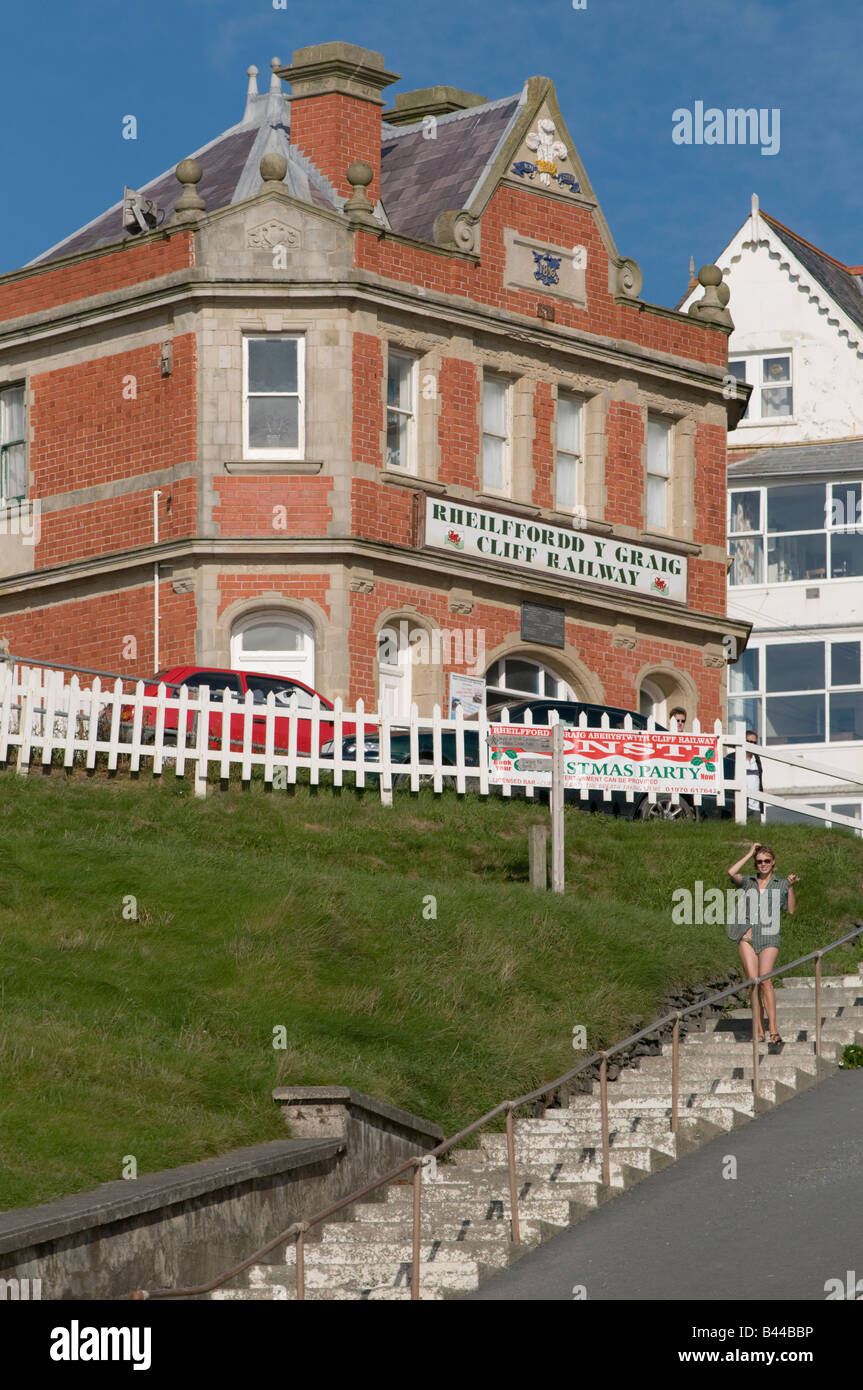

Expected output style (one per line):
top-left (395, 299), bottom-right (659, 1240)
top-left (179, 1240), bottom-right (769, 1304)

top-left (321, 698), bottom-right (733, 820)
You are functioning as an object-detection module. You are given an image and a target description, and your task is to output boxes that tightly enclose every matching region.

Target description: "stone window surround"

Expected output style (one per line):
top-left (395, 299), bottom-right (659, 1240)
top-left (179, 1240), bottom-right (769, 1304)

top-left (378, 335), bottom-right (442, 486)
top-left (479, 370), bottom-right (514, 500)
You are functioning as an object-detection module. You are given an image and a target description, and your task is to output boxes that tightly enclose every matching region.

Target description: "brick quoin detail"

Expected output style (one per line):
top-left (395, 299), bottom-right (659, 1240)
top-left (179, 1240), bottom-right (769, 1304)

top-left (289, 93), bottom-right (383, 200)
top-left (31, 335), bottom-right (197, 500)
top-left (438, 358), bottom-right (480, 490)
top-left (0, 233), bottom-right (194, 322)
top-left (213, 477), bottom-right (333, 537)
top-left (353, 333), bottom-right (384, 466)
top-left (0, 585), bottom-right (196, 675)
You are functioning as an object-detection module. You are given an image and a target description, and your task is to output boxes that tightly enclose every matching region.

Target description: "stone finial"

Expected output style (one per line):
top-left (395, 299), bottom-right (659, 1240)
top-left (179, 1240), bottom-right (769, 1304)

top-left (269, 57), bottom-right (282, 93)
top-left (344, 160), bottom-right (378, 227)
top-left (247, 65), bottom-right (259, 96)
top-left (687, 264), bottom-right (734, 329)
top-left (259, 152), bottom-right (287, 191)
top-left (171, 158), bottom-right (205, 223)
top-left (687, 255), bottom-right (697, 291)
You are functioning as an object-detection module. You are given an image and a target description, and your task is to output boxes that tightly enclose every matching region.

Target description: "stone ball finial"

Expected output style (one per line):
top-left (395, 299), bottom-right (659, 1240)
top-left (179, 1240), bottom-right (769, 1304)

top-left (259, 152), bottom-right (287, 185)
top-left (688, 264), bottom-right (733, 329)
top-left (347, 160), bottom-right (374, 189)
top-left (698, 264), bottom-right (722, 288)
top-left (247, 64), bottom-right (259, 77)
top-left (176, 158), bottom-right (203, 188)
top-left (271, 56), bottom-right (282, 71)
top-left (171, 158), bottom-right (206, 222)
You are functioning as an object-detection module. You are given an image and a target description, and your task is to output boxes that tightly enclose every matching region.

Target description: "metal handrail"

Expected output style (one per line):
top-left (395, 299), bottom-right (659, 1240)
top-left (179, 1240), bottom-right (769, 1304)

top-left (129, 920), bottom-right (863, 1303)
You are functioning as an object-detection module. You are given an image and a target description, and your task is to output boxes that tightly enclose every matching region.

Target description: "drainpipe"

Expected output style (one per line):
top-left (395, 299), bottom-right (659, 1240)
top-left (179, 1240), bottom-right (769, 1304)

top-left (153, 490), bottom-right (162, 671)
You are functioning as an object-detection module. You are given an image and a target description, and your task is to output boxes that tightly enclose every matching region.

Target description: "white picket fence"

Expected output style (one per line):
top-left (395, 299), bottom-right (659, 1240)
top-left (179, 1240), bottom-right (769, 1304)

top-left (0, 660), bottom-right (861, 831)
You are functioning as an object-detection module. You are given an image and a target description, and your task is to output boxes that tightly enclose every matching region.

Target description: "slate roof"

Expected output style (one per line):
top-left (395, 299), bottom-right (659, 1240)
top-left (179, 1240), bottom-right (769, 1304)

top-left (30, 85), bottom-right (342, 266)
top-left (762, 213), bottom-right (863, 338)
top-left (729, 438), bottom-right (863, 481)
top-left (29, 71), bottom-right (524, 267)
top-left (380, 96), bottom-right (521, 242)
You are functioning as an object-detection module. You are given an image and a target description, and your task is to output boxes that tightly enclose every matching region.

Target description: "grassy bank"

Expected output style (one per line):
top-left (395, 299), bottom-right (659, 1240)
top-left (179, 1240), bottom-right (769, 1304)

top-left (1, 768), bottom-right (861, 1211)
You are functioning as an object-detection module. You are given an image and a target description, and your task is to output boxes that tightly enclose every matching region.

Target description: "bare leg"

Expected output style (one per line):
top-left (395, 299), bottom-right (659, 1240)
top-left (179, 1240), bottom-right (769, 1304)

top-left (758, 947), bottom-right (780, 1037)
top-left (738, 933), bottom-right (763, 1041)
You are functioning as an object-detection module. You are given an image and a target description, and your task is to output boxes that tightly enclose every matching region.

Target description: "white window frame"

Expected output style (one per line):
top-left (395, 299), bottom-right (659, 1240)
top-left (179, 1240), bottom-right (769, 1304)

top-left (242, 335), bottom-right (305, 461)
top-left (481, 375), bottom-right (512, 497)
top-left (0, 382), bottom-right (27, 507)
top-left (646, 417), bottom-right (671, 530)
top-left (385, 349), bottom-right (418, 474)
top-left (728, 352), bottom-right (794, 425)
top-left (727, 480), bottom-right (863, 586)
top-left (555, 393), bottom-right (584, 514)
top-left (727, 635), bottom-right (863, 748)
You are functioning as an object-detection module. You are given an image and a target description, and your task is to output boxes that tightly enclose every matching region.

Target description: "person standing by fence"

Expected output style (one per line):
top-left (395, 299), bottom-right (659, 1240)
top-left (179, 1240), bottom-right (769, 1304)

top-left (726, 842), bottom-right (798, 1050)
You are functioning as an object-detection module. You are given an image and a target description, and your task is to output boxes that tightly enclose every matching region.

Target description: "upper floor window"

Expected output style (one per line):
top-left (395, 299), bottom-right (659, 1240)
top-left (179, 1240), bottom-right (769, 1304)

top-left (0, 384), bottom-right (26, 505)
top-left (646, 418), bottom-right (671, 528)
top-left (243, 336), bottom-right (304, 459)
top-left (728, 481), bottom-right (863, 585)
top-left (482, 376), bottom-right (511, 495)
top-left (728, 354), bottom-right (793, 423)
top-left (386, 351), bottom-right (417, 472)
top-left (555, 395), bottom-right (583, 513)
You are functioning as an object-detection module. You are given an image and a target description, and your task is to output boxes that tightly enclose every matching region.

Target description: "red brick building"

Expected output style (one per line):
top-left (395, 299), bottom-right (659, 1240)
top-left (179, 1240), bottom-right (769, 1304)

top-left (0, 42), bottom-right (747, 723)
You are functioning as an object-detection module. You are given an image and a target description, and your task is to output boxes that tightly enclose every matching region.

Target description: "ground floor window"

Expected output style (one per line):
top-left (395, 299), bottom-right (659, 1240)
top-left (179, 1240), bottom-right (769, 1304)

top-left (230, 612), bottom-right (315, 686)
top-left (485, 657), bottom-right (575, 704)
top-left (765, 800), bottom-right (862, 836)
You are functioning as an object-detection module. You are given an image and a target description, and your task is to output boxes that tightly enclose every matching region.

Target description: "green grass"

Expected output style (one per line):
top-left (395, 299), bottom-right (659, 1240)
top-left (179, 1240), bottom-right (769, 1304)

top-left (1, 767), bottom-right (861, 1211)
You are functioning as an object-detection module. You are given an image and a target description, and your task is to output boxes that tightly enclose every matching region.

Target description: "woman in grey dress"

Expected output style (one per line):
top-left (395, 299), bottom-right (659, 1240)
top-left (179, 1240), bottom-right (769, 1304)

top-left (727, 842), bottom-right (798, 1047)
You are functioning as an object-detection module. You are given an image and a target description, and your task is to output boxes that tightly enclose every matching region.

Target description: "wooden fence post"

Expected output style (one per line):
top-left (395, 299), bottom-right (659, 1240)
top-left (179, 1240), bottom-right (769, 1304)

top-left (528, 824), bottom-right (548, 890)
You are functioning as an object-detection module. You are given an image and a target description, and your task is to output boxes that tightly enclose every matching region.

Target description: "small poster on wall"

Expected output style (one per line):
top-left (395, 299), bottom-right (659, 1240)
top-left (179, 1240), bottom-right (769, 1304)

top-left (449, 673), bottom-right (486, 719)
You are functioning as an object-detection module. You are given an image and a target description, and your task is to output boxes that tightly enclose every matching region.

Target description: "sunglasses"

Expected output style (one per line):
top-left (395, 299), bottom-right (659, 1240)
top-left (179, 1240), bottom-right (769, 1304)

top-left (755, 858), bottom-right (773, 865)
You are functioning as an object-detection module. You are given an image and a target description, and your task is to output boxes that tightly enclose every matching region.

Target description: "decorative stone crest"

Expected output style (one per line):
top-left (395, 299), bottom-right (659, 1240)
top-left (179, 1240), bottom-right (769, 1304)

top-left (614, 257), bottom-right (643, 300)
top-left (532, 250), bottom-right (561, 286)
top-left (247, 221), bottom-right (301, 250)
top-left (511, 118), bottom-right (580, 193)
top-left (612, 627), bottom-right (638, 651)
top-left (349, 578), bottom-right (375, 594)
top-left (448, 600), bottom-right (474, 616)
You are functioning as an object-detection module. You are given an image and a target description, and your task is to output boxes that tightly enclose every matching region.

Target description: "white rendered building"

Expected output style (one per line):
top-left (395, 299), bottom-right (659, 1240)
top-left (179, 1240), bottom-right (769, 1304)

top-left (682, 198), bottom-right (863, 826)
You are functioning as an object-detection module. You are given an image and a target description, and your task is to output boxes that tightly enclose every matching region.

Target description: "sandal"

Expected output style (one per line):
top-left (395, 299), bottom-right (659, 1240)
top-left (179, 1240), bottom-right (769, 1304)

top-left (768, 1031), bottom-right (784, 1051)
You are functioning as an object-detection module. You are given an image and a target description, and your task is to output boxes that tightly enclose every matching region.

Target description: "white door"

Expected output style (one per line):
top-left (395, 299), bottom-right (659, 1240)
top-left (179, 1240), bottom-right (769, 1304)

top-left (378, 629), bottom-right (412, 721)
top-left (231, 613), bottom-right (316, 687)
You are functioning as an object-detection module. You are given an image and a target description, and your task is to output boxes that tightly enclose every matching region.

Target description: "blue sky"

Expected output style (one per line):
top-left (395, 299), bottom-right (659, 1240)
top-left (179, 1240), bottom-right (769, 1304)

top-left (4, 0), bottom-right (862, 307)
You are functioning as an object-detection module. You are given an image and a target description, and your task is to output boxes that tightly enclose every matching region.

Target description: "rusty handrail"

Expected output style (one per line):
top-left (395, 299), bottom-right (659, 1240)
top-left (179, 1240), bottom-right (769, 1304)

top-left (130, 920), bottom-right (863, 1301)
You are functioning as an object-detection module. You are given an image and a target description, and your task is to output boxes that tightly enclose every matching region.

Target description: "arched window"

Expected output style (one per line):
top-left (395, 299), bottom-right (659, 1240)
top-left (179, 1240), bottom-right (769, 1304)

top-left (377, 623), bottom-right (414, 722)
top-left (639, 678), bottom-right (667, 725)
top-left (485, 657), bottom-right (575, 704)
top-left (230, 612), bottom-right (316, 686)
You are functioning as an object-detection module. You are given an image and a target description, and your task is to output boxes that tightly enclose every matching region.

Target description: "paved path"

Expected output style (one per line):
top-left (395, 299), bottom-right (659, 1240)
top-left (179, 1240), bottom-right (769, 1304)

top-left (466, 1072), bottom-right (863, 1301)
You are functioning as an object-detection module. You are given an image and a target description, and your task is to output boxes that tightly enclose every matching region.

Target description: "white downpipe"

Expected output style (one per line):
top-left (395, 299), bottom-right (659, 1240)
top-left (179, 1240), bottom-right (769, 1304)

top-left (153, 490), bottom-right (162, 671)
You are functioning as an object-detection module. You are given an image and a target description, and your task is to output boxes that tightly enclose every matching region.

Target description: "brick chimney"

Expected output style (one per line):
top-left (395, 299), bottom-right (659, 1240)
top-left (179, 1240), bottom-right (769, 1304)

top-left (277, 42), bottom-right (400, 203)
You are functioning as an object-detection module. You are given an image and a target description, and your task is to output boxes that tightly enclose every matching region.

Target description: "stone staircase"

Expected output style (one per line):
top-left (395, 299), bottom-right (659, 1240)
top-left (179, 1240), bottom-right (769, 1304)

top-left (210, 970), bottom-right (863, 1301)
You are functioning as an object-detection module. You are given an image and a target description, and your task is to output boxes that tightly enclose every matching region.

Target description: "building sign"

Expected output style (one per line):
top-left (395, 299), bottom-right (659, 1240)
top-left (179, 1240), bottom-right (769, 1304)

top-left (488, 726), bottom-right (721, 792)
top-left (424, 498), bottom-right (687, 602)
top-left (521, 601), bottom-right (565, 649)
top-left (449, 673), bottom-right (485, 718)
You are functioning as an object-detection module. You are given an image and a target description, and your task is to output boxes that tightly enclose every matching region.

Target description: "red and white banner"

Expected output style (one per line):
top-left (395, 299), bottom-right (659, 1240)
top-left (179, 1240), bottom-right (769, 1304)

top-left (488, 726), bottom-right (722, 793)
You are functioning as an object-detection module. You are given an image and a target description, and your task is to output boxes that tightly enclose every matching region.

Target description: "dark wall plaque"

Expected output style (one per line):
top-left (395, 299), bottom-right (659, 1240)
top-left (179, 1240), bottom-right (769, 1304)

top-left (521, 601), bottom-right (565, 649)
